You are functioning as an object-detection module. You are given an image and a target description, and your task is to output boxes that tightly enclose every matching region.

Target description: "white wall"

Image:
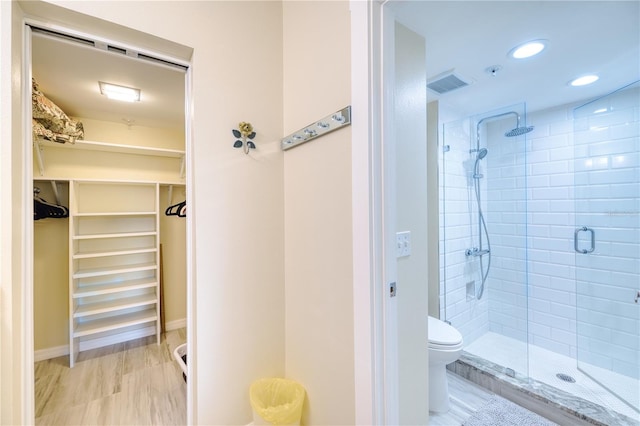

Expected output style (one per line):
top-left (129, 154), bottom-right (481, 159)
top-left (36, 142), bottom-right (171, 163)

top-left (282, 2), bottom-right (355, 425)
top-left (7, 1), bottom-right (286, 423)
top-left (394, 23), bottom-right (429, 424)
top-left (439, 114), bottom-right (491, 343)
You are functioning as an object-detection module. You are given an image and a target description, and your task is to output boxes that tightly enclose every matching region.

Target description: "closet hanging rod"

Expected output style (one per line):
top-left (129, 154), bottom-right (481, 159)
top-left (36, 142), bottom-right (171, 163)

top-left (50, 181), bottom-right (61, 205)
top-left (281, 106), bottom-right (351, 151)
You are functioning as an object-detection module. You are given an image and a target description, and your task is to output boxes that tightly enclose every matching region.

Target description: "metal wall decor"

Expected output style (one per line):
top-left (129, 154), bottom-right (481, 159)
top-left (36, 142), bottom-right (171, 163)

top-left (233, 122), bottom-right (256, 154)
top-left (281, 106), bottom-right (351, 151)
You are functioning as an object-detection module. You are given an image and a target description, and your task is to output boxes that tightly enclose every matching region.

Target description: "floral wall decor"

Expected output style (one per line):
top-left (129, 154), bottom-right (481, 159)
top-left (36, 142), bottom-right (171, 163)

top-left (233, 122), bottom-right (256, 154)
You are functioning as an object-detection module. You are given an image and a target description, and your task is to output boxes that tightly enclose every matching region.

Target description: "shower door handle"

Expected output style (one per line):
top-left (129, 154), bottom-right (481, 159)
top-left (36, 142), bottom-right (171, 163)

top-left (574, 226), bottom-right (595, 254)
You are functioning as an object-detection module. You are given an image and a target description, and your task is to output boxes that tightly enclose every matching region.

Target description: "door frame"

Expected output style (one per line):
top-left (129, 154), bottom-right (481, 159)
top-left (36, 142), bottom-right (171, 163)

top-left (351, 0), bottom-right (406, 423)
top-left (21, 17), bottom-right (195, 424)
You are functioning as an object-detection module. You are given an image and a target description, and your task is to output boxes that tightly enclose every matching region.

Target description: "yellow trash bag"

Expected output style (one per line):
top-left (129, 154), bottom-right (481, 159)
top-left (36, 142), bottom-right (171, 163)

top-left (250, 378), bottom-right (305, 425)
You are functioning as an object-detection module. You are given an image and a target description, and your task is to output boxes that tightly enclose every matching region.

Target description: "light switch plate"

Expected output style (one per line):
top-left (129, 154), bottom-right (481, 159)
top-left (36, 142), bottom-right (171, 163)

top-left (396, 231), bottom-right (411, 257)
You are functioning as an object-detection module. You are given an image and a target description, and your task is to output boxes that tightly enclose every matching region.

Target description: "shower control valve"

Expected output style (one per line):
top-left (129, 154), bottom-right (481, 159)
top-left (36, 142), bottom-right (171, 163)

top-left (465, 247), bottom-right (490, 257)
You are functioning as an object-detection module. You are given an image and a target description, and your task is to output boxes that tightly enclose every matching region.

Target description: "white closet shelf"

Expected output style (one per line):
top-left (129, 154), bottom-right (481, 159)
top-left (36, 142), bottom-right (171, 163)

top-left (73, 262), bottom-right (157, 279)
top-left (74, 278), bottom-right (158, 298)
top-left (74, 294), bottom-right (158, 318)
top-left (33, 177), bottom-right (185, 186)
top-left (73, 231), bottom-right (157, 240)
top-left (37, 138), bottom-right (185, 158)
top-left (75, 211), bottom-right (157, 217)
top-left (73, 247), bottom-right (157, 260)
top-left (73, 308), bottom-right (157, 338)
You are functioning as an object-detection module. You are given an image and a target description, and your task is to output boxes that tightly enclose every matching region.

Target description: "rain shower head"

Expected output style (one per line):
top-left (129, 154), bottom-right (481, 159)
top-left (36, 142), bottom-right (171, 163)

top-left (505, 125), bottom-right (534, 137)
top-left (477, 148), bottom-right (488, 159)
top-left (476, 111), bottom-right (533, 148)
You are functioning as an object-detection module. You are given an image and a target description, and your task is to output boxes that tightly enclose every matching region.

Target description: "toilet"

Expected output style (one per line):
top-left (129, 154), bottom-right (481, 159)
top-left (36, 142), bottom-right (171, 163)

top-left (428, 316), bottom-right (464, 413)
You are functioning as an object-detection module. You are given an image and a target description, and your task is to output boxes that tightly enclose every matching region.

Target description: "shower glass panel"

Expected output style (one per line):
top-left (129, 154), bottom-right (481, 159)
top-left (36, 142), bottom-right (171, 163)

top-left (573, 80), bottom-right (640, 415)
top-left (441, 103), bottom-right (529, 378)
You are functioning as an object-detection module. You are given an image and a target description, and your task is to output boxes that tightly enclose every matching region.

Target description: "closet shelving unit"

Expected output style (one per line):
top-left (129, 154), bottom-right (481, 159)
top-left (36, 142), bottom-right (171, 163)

top-left (69, 180), bottom-right (161, 367)
top-left (33, 137), bottom-right (185, 367)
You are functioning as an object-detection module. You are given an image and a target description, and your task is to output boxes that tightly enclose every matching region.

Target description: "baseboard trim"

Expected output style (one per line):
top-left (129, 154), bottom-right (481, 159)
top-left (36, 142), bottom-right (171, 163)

top-left (34, 345), bottom-right (68, 362)
top-left (165, 318), bottom-right (186, 331)
top-left (34, 318), bottom-right (186, 362)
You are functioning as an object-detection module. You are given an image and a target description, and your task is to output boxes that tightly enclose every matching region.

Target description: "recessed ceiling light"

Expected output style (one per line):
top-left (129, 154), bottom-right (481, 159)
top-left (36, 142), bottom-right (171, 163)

top-left (509, 40), bottom-right (547, 59)
top-left (569, 75), bottom-right (599, 87)
top-left (99, 81), bottom-right (141, 102)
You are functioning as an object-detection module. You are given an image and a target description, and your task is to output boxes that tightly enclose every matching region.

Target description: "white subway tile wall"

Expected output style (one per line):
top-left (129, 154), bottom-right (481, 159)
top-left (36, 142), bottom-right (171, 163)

top-left (440, 85), bottom-right (639, 381)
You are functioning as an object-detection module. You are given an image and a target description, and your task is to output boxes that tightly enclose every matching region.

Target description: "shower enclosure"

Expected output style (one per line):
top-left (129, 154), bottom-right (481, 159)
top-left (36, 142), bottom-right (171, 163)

top-left (440, 103), bottom-right (530, 376)
top-left (440, 82), bottom-right (640, 423)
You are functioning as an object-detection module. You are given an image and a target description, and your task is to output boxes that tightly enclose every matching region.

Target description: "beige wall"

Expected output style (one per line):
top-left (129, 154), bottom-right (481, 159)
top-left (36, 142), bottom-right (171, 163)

top-left (282, 2), bottom-right (355, 425)
top-left (4, 2), bottom-right (362, 424)
top-left (395, 23), bottom-right (429, 423)
top-left (78, 117), bottom-right (184, 149)
top-left (8, 1), bottom-right (286, 423)
top-left (33, 183), bottom-right (70, 351)
top-left (159, 185), bottom-right (187, 327)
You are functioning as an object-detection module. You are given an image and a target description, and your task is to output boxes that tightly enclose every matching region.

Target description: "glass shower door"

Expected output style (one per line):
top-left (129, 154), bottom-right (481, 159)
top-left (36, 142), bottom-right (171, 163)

top-left (573, 81), bottom-right (640, 417)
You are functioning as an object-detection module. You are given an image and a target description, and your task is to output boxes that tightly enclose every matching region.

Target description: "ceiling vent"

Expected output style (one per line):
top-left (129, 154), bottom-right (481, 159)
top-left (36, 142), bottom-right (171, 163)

top-left (427, 70), bottom-right (472, 95)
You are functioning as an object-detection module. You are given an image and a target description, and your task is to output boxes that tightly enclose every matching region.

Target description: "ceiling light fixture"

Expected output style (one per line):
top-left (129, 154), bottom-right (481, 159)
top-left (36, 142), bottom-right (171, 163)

top-left (99, 81), bottom-right (141, 102)
top-left (569, 75), bottom-right (599, 87)
top-left (509, 40), bottom-right (547, 59)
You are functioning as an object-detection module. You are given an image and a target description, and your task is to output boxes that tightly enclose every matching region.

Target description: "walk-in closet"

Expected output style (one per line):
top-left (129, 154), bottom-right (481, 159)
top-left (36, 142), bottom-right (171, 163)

top-left (31, 27), bottom-right (188, 423)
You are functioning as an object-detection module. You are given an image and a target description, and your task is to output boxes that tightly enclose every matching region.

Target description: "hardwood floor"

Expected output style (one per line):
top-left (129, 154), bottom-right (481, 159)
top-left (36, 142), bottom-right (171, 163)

top-left (429, 371), bottom-right (495, 426)
top-left (35, 328), bottom-right (186, 425)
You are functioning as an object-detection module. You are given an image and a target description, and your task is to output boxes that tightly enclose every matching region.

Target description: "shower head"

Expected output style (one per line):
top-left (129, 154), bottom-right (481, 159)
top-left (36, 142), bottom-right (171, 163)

top-left (505, 125), bottom-right (534, 137)
top-left (477, 148), bottom-right (488, 160)
top-left (476, 111), bottom-right (533, 147)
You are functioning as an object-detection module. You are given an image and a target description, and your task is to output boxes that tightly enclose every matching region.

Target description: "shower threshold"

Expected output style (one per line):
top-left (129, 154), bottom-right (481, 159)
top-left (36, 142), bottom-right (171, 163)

top-left (448, 352), bottom-right (639, 426)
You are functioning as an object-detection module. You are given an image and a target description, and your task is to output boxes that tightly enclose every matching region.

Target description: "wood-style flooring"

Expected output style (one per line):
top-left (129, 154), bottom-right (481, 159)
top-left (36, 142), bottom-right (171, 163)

top-left (35, 336), bottom-right (530, 426)
top-left (34, 328), bottom-right (186, 425)
top-left (429, 371), bottom-right (495, 426)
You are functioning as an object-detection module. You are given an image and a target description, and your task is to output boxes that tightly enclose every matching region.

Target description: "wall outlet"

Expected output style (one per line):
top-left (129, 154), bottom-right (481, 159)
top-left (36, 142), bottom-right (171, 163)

top-left (396, 231), bottom-right (411, 257)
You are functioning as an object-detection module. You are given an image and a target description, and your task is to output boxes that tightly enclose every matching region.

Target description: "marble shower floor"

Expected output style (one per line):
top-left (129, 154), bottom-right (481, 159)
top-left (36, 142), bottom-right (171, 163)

top-left (465, 332), bottom-right (640, 423)
top-left (34, 328), bottom-right (186, 425)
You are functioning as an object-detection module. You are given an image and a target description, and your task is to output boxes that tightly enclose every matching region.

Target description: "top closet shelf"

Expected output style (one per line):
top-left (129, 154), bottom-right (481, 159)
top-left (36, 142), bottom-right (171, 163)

top-left (36, 139), bottom-right (185, 158)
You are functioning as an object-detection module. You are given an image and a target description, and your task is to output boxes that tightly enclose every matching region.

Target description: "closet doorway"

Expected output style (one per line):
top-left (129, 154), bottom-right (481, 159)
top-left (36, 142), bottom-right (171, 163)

top-left (29, 24), bottom-right (191, 424)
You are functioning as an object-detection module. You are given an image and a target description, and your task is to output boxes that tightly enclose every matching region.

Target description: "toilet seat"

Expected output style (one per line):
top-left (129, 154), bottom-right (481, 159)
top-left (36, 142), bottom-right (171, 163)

top-left (429, 341), bottom-right (464, 351)
top-left (428, 316), bottom-right (463, 347)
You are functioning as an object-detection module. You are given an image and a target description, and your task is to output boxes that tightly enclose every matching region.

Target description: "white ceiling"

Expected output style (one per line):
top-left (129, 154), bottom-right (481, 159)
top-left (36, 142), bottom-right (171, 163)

top-left (31, 2), bottom-right (639, 131)
top-left (31, 33), bottom-right (185, 131)
top-left (393, 1), bottom-right (640, 117)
